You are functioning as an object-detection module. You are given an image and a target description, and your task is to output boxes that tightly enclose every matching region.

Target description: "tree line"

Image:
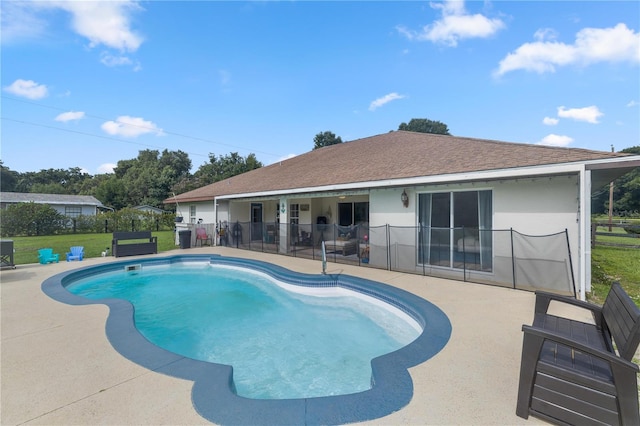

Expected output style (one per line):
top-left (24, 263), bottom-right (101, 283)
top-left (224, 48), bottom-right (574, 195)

top-left (1, 118), bottom-right (636, 216)
top-left (0, 150), bottom-right (263, 211)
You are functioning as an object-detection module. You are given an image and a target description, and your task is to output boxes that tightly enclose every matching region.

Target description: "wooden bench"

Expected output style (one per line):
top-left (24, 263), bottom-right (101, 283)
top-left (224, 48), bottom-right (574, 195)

top-left (112, 231), bottom-right (158, 258)
top-left (516, 282), bottom-right (640, 425)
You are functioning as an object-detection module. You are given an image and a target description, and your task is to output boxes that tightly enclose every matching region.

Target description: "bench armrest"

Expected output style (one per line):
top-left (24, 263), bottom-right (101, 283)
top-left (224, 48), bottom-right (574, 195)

top-left (522, 324), bottom-right (639, 372)
top-left (534, 291), bottom-right (604, 327)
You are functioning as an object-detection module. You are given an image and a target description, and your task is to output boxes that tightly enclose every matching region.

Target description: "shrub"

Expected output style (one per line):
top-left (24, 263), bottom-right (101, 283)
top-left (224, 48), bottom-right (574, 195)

top-left (0, 202), bottom-right (66, 237)
top-left (623, 225), bottom-right (640, 235)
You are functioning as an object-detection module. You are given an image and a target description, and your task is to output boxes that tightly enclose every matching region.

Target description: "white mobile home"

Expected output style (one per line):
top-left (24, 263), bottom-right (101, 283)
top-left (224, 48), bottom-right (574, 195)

top-left (0, 192), bottom-right (106, 217)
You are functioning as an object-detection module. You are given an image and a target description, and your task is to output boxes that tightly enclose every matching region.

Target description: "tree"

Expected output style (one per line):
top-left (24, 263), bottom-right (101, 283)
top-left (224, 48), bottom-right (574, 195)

top-left (0, 161), bottom-right (17, 192)
top-left (112, 149), bottom-right (192, 208)
top-left (313, 131), bottom-right (343, 150)
top-left (95, 176), bottom-right (128, 210)
top-left (613, 146), bottom-right (640, 214)
top-left (398, 118), bottom-right (451, 135)
top-left (192, 152), bottom-right (263, 186)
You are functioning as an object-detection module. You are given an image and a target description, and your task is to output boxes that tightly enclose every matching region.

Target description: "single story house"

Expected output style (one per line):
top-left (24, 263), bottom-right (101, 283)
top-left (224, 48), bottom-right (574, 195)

top-left (164, 131), bottom-right (639, 300)
top-left (133, 205), bottom-right (167, 214)
top-left (0, 192), bottom-right (107, 217)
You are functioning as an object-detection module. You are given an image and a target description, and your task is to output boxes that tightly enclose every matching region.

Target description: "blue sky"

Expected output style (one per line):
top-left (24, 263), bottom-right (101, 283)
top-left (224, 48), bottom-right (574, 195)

top-left (2, 1), bottom-right (639, 175)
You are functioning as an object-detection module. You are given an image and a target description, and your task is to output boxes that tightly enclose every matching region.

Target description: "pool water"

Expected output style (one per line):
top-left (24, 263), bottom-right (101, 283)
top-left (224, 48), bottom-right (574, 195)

top-left (67, 262), bottom-right (420, 399)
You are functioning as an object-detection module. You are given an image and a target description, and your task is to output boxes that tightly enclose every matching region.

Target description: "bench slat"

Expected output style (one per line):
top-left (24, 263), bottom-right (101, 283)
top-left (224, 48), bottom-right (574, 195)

top-left (603, 285), bottom-right (640, 361)
top-left (535, 371), bottom-right (618, 410)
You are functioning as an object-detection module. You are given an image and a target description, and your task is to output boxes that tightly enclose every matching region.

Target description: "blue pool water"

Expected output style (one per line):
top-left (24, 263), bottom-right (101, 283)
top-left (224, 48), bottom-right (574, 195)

top-left (67, 262), bottom-right (420, 399)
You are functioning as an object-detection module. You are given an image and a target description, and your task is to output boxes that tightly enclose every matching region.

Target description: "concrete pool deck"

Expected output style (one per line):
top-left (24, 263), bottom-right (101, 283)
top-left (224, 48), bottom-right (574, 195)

top-left (2, 246), bottom-right (586, 425)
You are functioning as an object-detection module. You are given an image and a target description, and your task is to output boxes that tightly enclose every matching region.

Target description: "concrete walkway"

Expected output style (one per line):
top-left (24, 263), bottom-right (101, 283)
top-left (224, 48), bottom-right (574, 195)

top-left (1, 246), bottom-right (574, 425)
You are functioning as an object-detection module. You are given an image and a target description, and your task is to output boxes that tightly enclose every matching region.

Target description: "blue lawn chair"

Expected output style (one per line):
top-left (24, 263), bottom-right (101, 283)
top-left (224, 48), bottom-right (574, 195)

top-left (66, 246), bottom-right (84, 262)
top-left (38, 248), bottom-right (59, 264)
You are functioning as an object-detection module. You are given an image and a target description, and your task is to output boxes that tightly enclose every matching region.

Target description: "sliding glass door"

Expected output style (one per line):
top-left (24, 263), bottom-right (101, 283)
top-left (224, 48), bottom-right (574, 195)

top-left (419, 190), bottom-right (492, 271)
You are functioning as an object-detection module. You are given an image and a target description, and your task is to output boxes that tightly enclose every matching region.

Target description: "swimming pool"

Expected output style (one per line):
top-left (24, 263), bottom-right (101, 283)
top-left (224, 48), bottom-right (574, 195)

top-left (42, 254), bottom-right (451, 425)
top-left (66, 262), bottom-right (421, 399)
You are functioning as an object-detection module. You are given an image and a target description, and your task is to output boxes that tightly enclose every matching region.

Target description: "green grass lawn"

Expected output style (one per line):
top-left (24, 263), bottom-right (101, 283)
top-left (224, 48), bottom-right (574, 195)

top-left (595, 225), bottom-right (640, 246)
top-left (5, 231), bottom-right (177, 265)
top-left (590, 245), bottom-right (640, 305)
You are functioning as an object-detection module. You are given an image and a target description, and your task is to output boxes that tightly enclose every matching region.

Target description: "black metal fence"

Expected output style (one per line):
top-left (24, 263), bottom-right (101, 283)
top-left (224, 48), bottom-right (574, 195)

top-left (214, 221), bottom-right (576, 296)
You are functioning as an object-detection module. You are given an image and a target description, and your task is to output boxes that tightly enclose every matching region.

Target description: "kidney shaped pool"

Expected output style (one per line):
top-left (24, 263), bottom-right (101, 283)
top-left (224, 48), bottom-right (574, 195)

top-left (42, 254), bottom-right (451, 425)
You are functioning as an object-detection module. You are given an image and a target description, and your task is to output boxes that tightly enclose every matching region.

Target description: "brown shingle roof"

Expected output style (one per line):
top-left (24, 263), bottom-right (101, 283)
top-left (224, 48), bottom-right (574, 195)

top-left (167, 131), bottom-right (629, 203)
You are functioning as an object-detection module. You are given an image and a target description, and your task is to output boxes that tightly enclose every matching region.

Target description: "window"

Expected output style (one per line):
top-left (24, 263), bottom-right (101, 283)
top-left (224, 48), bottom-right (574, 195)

top-left (338, 203), bottom-right (352, 226)
top-left (65, 206), bottom-right (82, 218)
top-left (338, 202), bottom-right (369, 226)
top-left (190, 205), bottom-right (196, 224)
top-left (290, 203), bottom-right (300, 244)
top-left (418, 190), bottom-right (492, 271)
top-left (289, 203), bottom-right (299, 225)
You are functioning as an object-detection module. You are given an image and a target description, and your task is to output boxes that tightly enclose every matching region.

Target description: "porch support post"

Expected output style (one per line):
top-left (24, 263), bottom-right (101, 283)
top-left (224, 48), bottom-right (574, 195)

top-left (578, 166), bottom-right (591, 301)
top-left (213, 198), bottom-right (218, 246)
top-left (278, 198), bottom-right (288, 254)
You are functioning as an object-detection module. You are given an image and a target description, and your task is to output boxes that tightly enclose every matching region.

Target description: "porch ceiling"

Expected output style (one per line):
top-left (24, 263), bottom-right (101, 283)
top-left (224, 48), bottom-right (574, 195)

top-left (588, 159), bottom-right (640, 191)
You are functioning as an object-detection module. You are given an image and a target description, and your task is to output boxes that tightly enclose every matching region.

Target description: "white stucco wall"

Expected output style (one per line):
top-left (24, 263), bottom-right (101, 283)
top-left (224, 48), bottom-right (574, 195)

top-left (369, 176), bottom-right (579, 240)
top-left (367, 175), bottom-right (580, 288)
top-left (216, 201), bottom-right (230, 224)
top-left (493, 175), bottom-right (579, 236)
top-left (177, 201), bottom-right (216, 224)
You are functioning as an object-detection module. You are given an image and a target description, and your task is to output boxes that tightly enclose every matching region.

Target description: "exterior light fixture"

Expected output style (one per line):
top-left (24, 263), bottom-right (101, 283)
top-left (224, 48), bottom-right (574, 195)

top-left (401, 189), bottom-right (409, 208)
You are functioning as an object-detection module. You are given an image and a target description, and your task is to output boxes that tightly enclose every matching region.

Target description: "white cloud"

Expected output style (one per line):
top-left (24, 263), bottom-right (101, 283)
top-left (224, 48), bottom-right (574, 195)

top-left (557, 105), bottom-right (603, 124)
top-left (48, 0), bottom-right (144, 52)
top-left (369, 92), bottom-right (405, 111)
top-left (627, 100), bottom-right (639, 107)
top-left (276, 153), bottom-right (297, 163)
top-left (0, 1), bottom-right (47, 44)
top-left (533, 28), bottom-right (558, 42)
top-left (2, 1), bottom-right (143, 69)
top-left (537, 134), bottom-right (574, 147)
top-left (543, 117), bottom-right (559, 126)
top-left (55, 111), bottom-right (85, 122)
top-left (397, 0), bottom-right (505, 47)
top-left (100, 52), bottom-right (133, 67)
top-left (97, 163), bottom-right (116, 174)
top-left (3, 79), bottom-right (48, 99)
top-left (101, 116), bottom-right (164, 138)
top-left (496, 23), bottom-right (640, 76)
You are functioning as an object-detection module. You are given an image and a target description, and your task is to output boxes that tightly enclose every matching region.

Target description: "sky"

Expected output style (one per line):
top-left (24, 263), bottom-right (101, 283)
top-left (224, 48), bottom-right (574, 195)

top-left (1, 0), bottom-right (639, 175)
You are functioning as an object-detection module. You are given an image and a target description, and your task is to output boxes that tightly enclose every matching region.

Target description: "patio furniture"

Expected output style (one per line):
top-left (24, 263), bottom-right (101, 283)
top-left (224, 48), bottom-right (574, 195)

top-left (323, 238), bottom-right (358, 256)
top-left (195, 228), bottom-right (212, 246)
top-left (516, 282), bottom-right (640, 425)
top-left (38, 248), bottom-right (59, 264)
top-left (1, 240), bottom-right (16, 269)
top-left (112, 231), bottom-right (158, 258)
top-left (66, 246), bottom-right (84, 262)
top-left (265, 225), bottom-right (277, 243)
